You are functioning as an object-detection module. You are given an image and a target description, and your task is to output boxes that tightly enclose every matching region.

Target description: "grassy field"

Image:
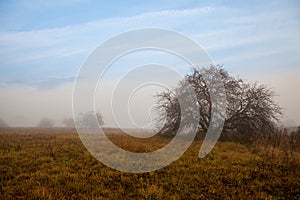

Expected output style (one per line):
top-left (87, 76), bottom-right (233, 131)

top-left (1, 128), bottom-right (300, 199)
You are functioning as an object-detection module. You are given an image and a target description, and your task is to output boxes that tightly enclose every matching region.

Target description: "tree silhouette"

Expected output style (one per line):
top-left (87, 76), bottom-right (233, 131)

top-left (62, 118), bottom-right (75, 128)
top-left (38, 118), bottom-right (54, 128)
top-left (76, 111), bottom-right (104, 129)
top-left (0, 118), bottom-right (9, 128)
top-left (156, 65), bottom-right (282, 136)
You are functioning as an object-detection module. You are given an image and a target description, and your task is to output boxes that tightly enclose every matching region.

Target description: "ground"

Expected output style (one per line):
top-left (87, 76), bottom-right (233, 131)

top-left (0, 128), bottom-right (299, 199)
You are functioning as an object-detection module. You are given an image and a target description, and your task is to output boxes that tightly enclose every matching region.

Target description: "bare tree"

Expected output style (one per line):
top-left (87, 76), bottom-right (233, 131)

top-left (0, 118), bottom-right (9, 128)
top-left (225, 82), bottom-right (282, 134)
top-left (156, 65), bottom-right (282, 136)
top-left (62, 118), bottom-right (75, 128)
top-left (76, 111), bottom-right (104, 129)
top-left (38, 118), bottom-right (54, 128)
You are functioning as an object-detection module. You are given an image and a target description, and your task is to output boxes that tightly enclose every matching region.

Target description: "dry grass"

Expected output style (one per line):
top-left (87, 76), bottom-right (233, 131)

top-left (0, 128), bottom-right (300, 199)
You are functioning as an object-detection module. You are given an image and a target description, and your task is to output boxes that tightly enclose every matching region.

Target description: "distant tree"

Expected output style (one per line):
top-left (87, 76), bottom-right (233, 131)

top-left (76, 111), bottom-right (104, 129)
top-left (62, 118), bottom-right (75, 128)
top-left (96, 112), bottom-right (104, 126)
top-left (38, 118), bottom-right (54, 128)
top-left (156, 65), bottom-right (282, 136)
top-left (0, 118), bottom-right (9, 128)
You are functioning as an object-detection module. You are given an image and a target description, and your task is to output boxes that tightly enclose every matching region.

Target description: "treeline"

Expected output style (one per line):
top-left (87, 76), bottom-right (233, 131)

top-left (0, 111), bottom-right (104, 129)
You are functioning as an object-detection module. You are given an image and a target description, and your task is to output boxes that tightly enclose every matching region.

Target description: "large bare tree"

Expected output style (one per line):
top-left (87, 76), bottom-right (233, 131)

top-left (155, 65), bottom-right (282, 136)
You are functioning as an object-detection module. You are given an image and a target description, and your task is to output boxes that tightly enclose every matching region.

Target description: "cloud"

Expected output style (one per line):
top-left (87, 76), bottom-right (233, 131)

top-left (7, 76), bottom-right (75, 90)
top-left (0, 3), bottom-right (298, 69)
top-left (0, 6), bottom-right (218, 82)
top-left (195, 8), bottom-right (299, 50)
top-left (128, 6), bottom-right (215, 20)
top-left (216, 42), bottom-right (300, 65)
top-left (3, 48), bottom-right (87, 65)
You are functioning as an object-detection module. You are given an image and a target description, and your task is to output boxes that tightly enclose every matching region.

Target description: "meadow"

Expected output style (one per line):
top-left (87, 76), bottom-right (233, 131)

top-left (1, 128), bottom-right (299, 199)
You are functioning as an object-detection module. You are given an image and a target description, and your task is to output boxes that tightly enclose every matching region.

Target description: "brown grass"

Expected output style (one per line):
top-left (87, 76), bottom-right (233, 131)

top-left (0, 128), bottom-right (299, 199)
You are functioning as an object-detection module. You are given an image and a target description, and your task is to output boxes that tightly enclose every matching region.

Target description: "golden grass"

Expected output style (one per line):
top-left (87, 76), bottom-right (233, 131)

top-left (0, 128), bottom-right (299, 199)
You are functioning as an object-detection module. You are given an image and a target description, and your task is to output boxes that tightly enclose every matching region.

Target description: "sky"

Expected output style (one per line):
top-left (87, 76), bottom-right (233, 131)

top-left (0, 0), bottom-right (299, 127)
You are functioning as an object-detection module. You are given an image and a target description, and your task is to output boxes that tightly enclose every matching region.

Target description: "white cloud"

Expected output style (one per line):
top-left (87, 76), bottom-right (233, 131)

top-left (129, 6), bottom-right (215, 20)
top-left (7, 76), bottom-right (76, 90)
top-left (216, 43), bottom-right (300, 64)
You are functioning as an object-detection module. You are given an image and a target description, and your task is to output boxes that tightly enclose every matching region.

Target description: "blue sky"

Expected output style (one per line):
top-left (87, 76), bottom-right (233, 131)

top-left (0, 0), bottom-right (299, 126)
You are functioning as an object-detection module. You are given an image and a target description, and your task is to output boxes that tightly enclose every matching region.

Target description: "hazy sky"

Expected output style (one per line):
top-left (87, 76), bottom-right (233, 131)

top-left (0, 0), bottom-right (299, 127)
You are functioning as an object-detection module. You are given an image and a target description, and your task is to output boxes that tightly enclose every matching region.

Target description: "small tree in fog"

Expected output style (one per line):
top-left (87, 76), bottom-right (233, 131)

top-left (38, 118), bottom-right (54, 128)
top-left (76, 111), bottom-right (104, 129)
top-left (96, 112), bottom-right (104, 126)
top-left (0, 118), bottom-right (9, 128)
top-left (62, 118), bottom-right (75, 128)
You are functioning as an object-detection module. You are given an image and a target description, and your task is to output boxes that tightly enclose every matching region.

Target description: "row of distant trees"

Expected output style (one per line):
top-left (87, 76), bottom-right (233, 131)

top-left (0, 111), bottom-right (104, 128)
top-left (0, 118), bottom-right (9, 128)
top-left (39, 111), bottom-right (104, 128)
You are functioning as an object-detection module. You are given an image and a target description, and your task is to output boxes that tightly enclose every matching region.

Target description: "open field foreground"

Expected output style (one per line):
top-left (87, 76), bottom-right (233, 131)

top-left (1, 128), bottom-right (299, 199)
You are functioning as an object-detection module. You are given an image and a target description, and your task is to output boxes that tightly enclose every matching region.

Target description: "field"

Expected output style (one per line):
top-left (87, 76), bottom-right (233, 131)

top-left (1, 128), bottom-right (300, 199)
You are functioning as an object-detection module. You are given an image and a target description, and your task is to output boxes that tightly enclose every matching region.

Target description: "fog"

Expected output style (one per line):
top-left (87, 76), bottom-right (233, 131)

top-left (0, 64), bottom-right (299, 128)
